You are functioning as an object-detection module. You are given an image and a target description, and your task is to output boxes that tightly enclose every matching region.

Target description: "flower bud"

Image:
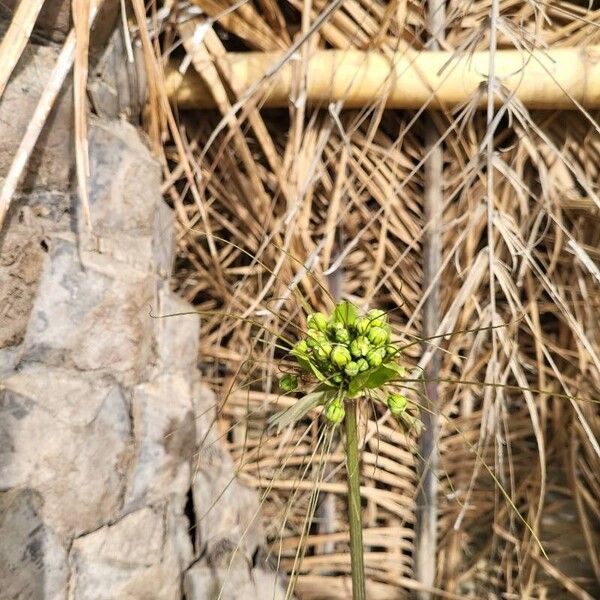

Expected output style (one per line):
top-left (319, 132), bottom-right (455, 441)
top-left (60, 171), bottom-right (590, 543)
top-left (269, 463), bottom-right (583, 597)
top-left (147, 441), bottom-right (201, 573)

top-left (279, 374), bottom-right (298, 392)
top-left (387, 393), bottom-right (408, 417)
top-left (367, 326), bottom-right (389, 347)
top-left (367, 308), bottom-right (387, 327)
top-left (335, 327), bottom-right (350, 344)
top-left (331, 373), bottom-right (343, 385)
top-left (325, 399), bottom-right (345, 425)
top-left (344, 361), bottom-right (359, 377)
top-left (292, 340), bottom-right (308, 356)
top-left (366, 347), bottom-right (385, 367)
top-left (307, 312), bottom-right (328, 332)
top-left (330, 346), bottom-right (352, 367)
top-left (349, 336), bottom-right (371, 358)
top-left (385, 343), bottom-right (400, 358)
top-left (306, 330), bottom-right (326, 348)
top-left (313, 341), bottom-right (332, 361)
top-left (354, 316), bottom-right (371, 335)
top-left (356, 358), bottom-right (369, 372)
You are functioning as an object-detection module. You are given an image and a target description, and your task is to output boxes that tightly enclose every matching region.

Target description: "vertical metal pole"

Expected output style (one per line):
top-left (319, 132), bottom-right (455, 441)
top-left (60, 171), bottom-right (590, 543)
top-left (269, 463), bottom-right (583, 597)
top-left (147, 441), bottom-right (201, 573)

top-left (415, 1), bottom-right (445, 598)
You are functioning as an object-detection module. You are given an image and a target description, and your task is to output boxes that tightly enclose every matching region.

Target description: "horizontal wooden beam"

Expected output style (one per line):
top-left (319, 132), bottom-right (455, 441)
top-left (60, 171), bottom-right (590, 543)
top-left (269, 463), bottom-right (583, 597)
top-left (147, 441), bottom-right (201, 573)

top-left (165, 46), bottom-right (600, 110)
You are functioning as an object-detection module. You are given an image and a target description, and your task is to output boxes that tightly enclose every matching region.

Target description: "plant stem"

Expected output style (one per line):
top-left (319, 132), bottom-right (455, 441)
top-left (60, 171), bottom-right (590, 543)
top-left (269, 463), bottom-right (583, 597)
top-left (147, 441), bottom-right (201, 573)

top-left (344, 398), bottom-right (366, 600)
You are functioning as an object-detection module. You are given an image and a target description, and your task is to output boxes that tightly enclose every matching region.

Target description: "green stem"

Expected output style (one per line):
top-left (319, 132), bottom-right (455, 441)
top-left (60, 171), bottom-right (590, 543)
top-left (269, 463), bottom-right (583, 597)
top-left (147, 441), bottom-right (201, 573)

top-left (344, 397), bottom-right (366, 600)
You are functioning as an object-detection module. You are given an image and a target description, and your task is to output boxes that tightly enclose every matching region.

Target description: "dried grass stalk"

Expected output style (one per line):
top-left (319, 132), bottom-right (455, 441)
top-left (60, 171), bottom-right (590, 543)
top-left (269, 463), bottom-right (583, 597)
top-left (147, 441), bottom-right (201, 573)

top-left (73, 0), bottom-right (92, 230)
top-left (0, 0), bottom-right (46, 100)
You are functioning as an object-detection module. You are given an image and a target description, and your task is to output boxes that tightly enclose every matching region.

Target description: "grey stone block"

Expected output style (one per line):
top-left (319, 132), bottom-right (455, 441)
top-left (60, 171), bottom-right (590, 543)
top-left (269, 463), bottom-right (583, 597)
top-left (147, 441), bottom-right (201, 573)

top-left (0, 192), bottom-right (71, 351)
top-left (192, 429), bottom-right (264, 562)
top-left (0, 45), bottom-right (73, 191)
top-left (192, 396), bottom-right (264, 562)
top-left (0, 225), bottom-right (47, 349)
top-left (153, 200), bottom-right (175, 278)
top-left (88, 26), bottom-right (146, 122)
top-left (152, 285), bottom-right (200, 376)
top-left (123, 375), bottom-right (195, 511)
top-left (21, 240), bottom-right (154, 384)
top-left (69, 505), bottom-right (191, 600)
top-left (0, 489), bottom-right (69, 600)
top-left (0, 367), bottom-right (132, 537)
top-left (78, 118), bottom-right (164, 273)
top-left (184, 560), bottom-right (286, 600)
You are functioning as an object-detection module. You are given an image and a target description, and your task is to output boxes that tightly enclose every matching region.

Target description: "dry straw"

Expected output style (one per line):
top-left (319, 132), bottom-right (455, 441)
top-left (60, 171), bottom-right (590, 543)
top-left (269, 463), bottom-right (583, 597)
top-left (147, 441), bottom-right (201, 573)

top-left (148, 1), bottom-right (600, 597)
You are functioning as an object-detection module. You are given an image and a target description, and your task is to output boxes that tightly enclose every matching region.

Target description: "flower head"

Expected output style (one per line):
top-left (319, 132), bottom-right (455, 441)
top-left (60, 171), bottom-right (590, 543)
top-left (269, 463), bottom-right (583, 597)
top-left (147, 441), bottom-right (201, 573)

top-left (335, 327), bottom-right (350, 344)
top-left (387, 393), bottom-right (407, 417)
top-left (367, 326), bottom-right (389, 347)
top-left (354, 316), bottom-right (371, 335)
top-left (325, 399), bottom-right (345, 424)
top-left (331, 345), bottom-right (352, 367)
top-left (279, 374), bottom-right (298, 392)
top-left (283, 301), bottom-right (406, 427)
top-left (307, 312), bottom-right (328, 333)
top-left (367, 309), bottom-right (387, 328)
top-left (349, 336), bottom-right (371, 358)
top-left (366, 347), bottom-right (385, 368)
top-left (356, 358), bottom-right (369, 372)
top-left (344, 361), bottom-right (360, 377)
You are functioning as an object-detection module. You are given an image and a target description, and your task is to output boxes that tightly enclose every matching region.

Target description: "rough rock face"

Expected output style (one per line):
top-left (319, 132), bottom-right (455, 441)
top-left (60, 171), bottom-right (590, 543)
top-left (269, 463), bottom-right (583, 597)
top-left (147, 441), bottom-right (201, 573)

top-left (0, 43), bottom-right (282, 599)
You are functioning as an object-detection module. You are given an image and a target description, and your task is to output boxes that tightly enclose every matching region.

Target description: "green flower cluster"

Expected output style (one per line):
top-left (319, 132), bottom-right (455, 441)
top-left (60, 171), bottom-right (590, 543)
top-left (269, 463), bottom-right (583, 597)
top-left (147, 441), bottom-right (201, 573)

top-left (292, 306), bottom-right (399, 388)
top-left (276, 301), bottom-right (411, 427)
top-left (273, 301), bottom-right (422, 432)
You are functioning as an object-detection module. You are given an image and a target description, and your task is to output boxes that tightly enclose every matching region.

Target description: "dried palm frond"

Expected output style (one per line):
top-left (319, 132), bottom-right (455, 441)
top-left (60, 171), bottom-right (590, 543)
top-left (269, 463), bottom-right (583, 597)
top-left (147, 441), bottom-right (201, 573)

top-left (139, 1), bottom-right (600, 598)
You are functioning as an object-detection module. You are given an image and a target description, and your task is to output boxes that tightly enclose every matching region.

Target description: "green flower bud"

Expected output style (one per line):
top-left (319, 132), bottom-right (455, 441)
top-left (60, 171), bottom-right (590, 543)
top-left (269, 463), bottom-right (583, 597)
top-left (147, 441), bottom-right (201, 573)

top-left (356, 358), bottom-right (369, 372)
top-left (335, 327), bottom-right (350, 344)
top-left (387, 393), bottom-right (408, 417)
top-left (306, 330), bottom-right (326, 348)
top-left (279, 374), bottom-right (298, 392)
top-left (354, 316), bottom-right (371, 335)
top-left (344, 361), bottom-right (360, 377)
top-left (366, 347), bottom-right (385, 367)
top-left (385, 343), bottom-right (400, 358)
top-left (325, 399), bottom-right (345, 425)
top-left (349, 336), bottom-right (371, 358)
top-left (313, 341), bottom-right (332, 361)
top-left (367, 326), bottom-right (389, 347)
top-left (307, 312), bottom-right (328, 332)
top-left (367, 308), bottom-right (387, 327)
top-left (329, 320), bottom-right (344, 331)
top-left (330, 345), bottom-right (352, 367)
top-left (331, 373), bottom-right (343, 385)
top-left (292, 339), bottom-right (309, 356)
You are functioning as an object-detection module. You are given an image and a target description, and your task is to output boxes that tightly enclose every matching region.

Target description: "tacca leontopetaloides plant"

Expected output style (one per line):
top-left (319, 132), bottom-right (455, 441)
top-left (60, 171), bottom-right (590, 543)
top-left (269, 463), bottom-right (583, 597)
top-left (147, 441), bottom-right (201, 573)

top-left (270, 300), bottom-right (422, 600)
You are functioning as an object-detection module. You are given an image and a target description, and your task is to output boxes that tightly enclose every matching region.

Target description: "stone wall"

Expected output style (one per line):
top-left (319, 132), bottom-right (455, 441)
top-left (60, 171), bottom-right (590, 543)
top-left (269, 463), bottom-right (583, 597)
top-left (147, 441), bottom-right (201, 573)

top-left (0, 10), bottom-right (282, 600)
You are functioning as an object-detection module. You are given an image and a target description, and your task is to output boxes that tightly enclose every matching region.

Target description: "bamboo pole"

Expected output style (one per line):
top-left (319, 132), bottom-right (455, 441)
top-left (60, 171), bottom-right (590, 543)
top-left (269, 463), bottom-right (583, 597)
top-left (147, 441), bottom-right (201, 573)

top-left (165, 46), bottom-right (600, 110)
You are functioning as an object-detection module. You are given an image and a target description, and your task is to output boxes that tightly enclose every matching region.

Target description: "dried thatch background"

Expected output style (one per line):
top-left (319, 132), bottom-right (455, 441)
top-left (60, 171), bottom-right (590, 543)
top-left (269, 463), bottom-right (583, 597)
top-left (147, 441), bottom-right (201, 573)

top-left (140, 1), bottom-right (600, 598)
